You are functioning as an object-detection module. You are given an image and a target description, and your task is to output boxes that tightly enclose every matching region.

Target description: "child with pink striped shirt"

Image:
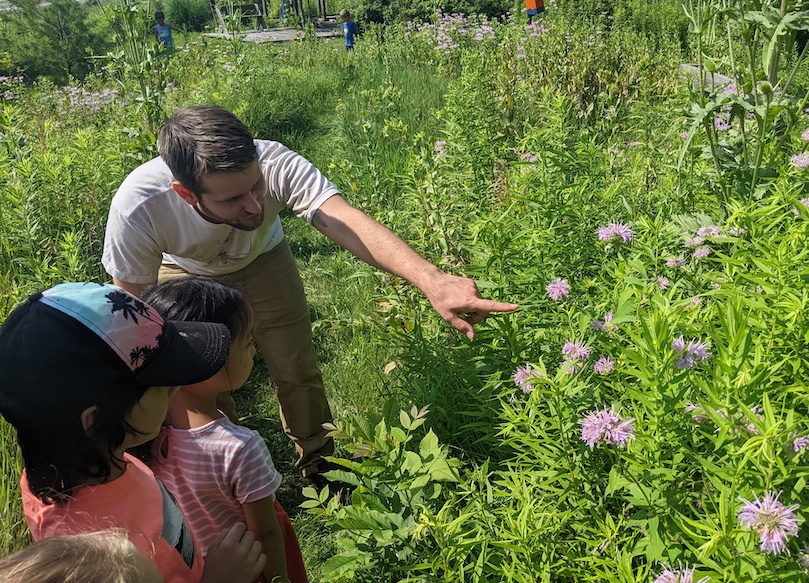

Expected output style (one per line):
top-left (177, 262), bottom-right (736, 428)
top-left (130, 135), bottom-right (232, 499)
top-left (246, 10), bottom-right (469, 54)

top-left (143, 277), bottom-right (307, 583)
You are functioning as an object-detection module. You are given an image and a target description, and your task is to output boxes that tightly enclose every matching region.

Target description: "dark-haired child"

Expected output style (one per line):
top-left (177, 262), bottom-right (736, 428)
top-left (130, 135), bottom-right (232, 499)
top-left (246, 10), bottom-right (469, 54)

top-left (0, 282), bottom-right (266, 583)
top-left (142, 276), bottom-right (307, 583)
top-left (154, 11), bottom-right (175, 49)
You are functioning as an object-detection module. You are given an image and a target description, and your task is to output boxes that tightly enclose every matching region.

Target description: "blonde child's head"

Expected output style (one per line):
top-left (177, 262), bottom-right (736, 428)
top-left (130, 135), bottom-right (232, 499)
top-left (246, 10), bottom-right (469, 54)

top-left (0, 530), bottom-right (161, 583)
top-left (339, 8), bottom-right (351, 21)
top-left (0, 283), bottom-right (231, 503)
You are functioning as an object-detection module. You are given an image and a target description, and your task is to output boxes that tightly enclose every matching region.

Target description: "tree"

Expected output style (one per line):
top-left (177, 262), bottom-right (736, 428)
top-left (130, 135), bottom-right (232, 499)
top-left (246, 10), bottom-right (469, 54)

top-left (5, 0), bottom-right (109, 82)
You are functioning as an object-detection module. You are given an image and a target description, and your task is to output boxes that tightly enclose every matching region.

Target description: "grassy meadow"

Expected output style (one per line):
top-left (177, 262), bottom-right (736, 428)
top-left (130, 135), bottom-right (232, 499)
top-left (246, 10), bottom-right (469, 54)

top-left (2, 0), bottom-right (809, 581)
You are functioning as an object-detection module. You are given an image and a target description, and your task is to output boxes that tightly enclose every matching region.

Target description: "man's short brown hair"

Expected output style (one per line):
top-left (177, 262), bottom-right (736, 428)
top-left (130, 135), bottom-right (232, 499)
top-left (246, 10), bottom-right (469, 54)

top-left (158, 106), bottom-right (257, 195)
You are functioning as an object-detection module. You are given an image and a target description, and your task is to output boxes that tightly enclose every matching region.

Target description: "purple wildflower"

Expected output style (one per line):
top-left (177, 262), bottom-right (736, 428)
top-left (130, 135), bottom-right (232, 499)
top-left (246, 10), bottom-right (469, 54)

top-left (791, 152), bottom-right (809, 169)
top-left (592, 311), bottom-right (614, 331)
top-left (727, 226), bottom-right (747, 236)
top-left (686, 402), bottom-right (708, 423)
top-left (673, 336), bottom-right (711, 370)
top-left (685, 236), bottom-right (704, 248)
top-left (802, 129), bottom-right (809, 141)
top-left (697, 225), bottom-right (721, 237)
top-left (793, 436), bottom-right (809, 452)
top-left (579, 406), bottom-right (634, 448)
top-left (653, 564), bottom-right (709, 583)
top-left (561, 340), bottom-right (591, 373)
top-left (512, 364), bottom-right (541, 394)
top-left (434, 140), bottom-right (447, 155)
top-left (714, 116), bottom-right (731, 131)
top-left (629, 141), bottom-right (640, 147)
top-left (656, 276), bottom-right (670, 290)
top-left (666, 257), bottom-right (685, 268)
top-left (546, 278), bottom-right (570, 301)
top-left (519, 151), bottom-right (538, 163)
top-left (799, 545), bottom-right (809, 569)
top-left (693, 246), bottom-right (711, 260)
top-left (738, 492), bottom-right (799, 554)
top-left (794, 198), bottom-right (809, 216)
top-left (597, 222), bottom-right (634, 243)
top-left (593, 356), bottom-right (615, 375)
top-left (680, 131), bottom-right (689, 139)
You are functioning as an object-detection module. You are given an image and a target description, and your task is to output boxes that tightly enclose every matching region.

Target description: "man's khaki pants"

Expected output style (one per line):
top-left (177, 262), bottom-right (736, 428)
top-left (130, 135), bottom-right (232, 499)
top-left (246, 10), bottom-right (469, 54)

top-left (159, 238), bottom-right (333, 476)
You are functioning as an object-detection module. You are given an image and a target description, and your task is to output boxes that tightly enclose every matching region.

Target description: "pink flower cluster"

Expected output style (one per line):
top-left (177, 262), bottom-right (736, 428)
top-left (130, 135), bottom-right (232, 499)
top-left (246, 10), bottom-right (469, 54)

top-left (597, 222), bottom-right (634, 243)
top-left (592, 311), bottom-right (614, 331)
top-left (672, 337), bottom-right (710, 370)
top-left (561, 340), bottom-right (590, 374)
top-left (738, 492), bottom-right (799, 554)
top-left (580, 406), bottom-right (634, 448)
top-left (512, 364), bottom-right (541, 394)
top-left (593, 355), bottom-right (615, 375)
top-left (791, 152), bottom-right (809, 169)
top-left (546, 278), bottom-right (570, 301)
top-left (653, 564), bottom-right (709, 583)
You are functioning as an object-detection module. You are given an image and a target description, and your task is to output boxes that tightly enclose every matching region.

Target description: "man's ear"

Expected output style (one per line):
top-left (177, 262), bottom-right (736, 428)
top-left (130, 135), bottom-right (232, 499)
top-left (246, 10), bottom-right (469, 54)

top-left (80, 406), bottom-right (98, 434)
top-left (171, 181), bottom-right (199, 206)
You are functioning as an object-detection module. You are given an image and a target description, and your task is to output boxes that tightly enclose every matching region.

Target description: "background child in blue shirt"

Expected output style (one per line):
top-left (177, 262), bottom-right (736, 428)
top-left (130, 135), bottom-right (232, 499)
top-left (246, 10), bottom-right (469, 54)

top-left (339, 9), bottom-right (358, 51)
top-left (154, 12), bottom-right (175, 50)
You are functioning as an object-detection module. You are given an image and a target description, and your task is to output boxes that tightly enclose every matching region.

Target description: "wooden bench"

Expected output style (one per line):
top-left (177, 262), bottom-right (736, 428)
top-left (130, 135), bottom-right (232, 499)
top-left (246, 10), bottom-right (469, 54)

top-left (213, 3), bottom-right (267, 33)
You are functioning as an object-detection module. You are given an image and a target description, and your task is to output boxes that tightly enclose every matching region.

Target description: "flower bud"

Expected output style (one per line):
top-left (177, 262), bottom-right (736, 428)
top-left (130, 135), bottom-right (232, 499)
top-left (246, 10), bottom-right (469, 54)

top-left (758, 81), bottom-right (773, 97)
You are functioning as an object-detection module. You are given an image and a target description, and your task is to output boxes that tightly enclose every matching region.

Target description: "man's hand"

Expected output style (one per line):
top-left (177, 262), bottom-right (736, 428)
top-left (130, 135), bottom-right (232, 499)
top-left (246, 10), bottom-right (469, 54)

top-left (313, 196), bottom-right (518, 339)
top-left (201, 522), bottom-right (266, 583)
top-left (424, 272), bottom-right (519, 339)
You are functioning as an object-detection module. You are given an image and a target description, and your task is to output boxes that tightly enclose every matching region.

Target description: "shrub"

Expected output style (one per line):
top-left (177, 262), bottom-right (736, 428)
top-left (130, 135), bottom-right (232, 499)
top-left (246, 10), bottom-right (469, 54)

top-left (3, 0), bottom-right (110, 83)
top-left (164, 0), bottom-right (213, 32)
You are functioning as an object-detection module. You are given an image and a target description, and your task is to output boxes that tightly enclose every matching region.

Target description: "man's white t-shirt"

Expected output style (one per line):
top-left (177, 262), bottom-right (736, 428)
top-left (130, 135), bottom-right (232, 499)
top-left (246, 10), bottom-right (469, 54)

top-left (102, 140), bottom-right (340, 284)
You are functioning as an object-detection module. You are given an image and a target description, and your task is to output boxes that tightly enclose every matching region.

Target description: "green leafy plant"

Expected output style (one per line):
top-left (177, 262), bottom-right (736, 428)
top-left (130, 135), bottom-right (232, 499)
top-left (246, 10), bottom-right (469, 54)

top-left (302, 402), bottom-right (461, 581)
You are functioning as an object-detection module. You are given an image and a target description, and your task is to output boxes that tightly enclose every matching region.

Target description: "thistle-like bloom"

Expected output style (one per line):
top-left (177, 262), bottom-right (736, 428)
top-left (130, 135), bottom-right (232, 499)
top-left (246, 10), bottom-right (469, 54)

top-left (593, 355), bottom-right (615, 375)
top-left (791, 152), bottom-right (809, 169)
top-left (434, 140), bottom-right (447, 155)
top-left (597, 222), bottom-right (634, 243)
top-left (802, 129), bottom-right (809, 141)
top-left (727, 225), bottom-right (746, 236)
top-left (656, 276), bottom-right (670, 291)
top-left (653, 564), bottom-right (710, 583)
top-left (686, 402), bottom-right (708, 423)
top-left (666, 257), bottom-right (685, 268)
top-left (562, 340), bottom-right (590, 374)
top-left (793, 436), bottom-right (809, 453)
top-left (512, 364), bottom-right (540, 394)
top-left (685, 236), bottom-right (704, 248)
top-left (592, 311), bottom-right (614, 331)
top-left (697, 225), bottom-right (721, 237)
top-left (546, 278), bottom-right (570, 301)
top-left (580, 406), bottom-right (634, 448)
top-left (673, 336), bottom-right (710, 370)
top-left (737, 492), bottom-right (799, 554)
top-left (693, 246), bottom-right (711, 260)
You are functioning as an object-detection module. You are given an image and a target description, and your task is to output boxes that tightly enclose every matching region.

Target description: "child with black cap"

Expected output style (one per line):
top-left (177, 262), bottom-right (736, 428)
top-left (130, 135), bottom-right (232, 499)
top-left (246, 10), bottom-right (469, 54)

top-left (0, 282), bottom-right (266, 583)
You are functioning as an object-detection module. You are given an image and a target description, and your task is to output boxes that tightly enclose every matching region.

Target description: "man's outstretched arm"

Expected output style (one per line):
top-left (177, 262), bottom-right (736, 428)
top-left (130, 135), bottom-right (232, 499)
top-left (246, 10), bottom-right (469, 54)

top-left (312, 195), bottom-right (519, 339)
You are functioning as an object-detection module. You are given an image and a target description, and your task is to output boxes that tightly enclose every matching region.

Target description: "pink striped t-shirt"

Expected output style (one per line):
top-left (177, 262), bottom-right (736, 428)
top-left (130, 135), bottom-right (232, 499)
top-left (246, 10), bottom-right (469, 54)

top-left (151, 417), bottom-right (282, 554)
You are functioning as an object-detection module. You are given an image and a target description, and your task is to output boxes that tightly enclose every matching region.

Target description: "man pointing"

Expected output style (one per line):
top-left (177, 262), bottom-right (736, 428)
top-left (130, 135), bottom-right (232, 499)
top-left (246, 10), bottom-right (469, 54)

top-left (102, 106), bottom-right (518, 479)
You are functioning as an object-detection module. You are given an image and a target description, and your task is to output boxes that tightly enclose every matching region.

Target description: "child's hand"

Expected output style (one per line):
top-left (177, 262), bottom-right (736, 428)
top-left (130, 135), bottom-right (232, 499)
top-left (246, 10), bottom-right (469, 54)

top-left (201, 522), bottom-right (266, 583)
